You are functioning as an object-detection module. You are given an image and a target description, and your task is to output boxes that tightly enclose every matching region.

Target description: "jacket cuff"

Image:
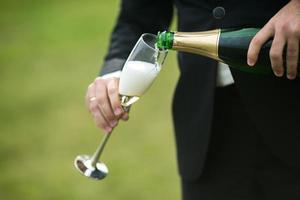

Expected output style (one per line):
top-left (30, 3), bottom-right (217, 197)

top-left (100, 58), bottom-right (126, 76)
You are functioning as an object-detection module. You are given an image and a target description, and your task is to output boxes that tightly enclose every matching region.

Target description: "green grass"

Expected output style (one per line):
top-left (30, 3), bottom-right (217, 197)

top-left (0, 1), bottom-right (180, 200)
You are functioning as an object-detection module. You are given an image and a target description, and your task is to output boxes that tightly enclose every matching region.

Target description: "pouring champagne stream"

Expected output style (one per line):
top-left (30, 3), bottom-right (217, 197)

top-left (74, 33), bottom-right (168, 180)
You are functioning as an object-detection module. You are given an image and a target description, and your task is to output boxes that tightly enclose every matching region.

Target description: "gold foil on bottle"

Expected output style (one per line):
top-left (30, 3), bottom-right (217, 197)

top-left (173, 29), bottom-right (222, 61)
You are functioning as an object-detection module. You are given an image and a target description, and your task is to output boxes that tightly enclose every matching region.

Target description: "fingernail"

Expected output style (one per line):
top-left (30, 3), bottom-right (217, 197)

top-left (287, 73), bottom-right (296, 80)
top-left (114, 107), bottom-right (122, 115)
top-left (105, 127), bottom-right (112, 133)
top-left (247, 58), bottom-right (254, 66)
top-left (274, 71), bottom-right (283, 77)
top-left (110, 120), bottom-right (118, 127)
top-left (121, 113), bottom-right (129, 121)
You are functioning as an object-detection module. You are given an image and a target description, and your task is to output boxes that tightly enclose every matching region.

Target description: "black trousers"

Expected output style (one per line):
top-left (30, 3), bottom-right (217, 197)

top-left (181, 85), bottom-right (300, 200)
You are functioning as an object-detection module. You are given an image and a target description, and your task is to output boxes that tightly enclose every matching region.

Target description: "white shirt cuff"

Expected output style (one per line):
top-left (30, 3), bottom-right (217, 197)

top-left (216, 62), bottom-right (235, 87)
top-left (101, 70), bottom-right (122, 79)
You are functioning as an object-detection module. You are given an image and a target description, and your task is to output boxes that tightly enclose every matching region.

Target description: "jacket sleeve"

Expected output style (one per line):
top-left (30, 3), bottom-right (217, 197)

top-left (100, 0), bottom-right (174, 76)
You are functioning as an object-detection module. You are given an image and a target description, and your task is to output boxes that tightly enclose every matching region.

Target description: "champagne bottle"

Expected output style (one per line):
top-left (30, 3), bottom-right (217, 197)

top-left (156, 28), bottom-right (300, 77)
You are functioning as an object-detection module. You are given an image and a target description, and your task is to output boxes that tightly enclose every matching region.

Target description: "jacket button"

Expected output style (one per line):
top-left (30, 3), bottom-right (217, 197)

top-left (212, 6), bottom-right (225, 19)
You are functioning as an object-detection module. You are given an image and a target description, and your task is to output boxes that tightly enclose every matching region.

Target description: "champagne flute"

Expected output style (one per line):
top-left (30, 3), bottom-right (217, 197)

top-left (74, 33), bottom-right (168, 180)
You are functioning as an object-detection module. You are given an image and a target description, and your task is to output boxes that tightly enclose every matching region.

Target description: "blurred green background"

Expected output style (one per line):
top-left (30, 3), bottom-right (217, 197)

top-left (0, 1), bottom-right (180, 200)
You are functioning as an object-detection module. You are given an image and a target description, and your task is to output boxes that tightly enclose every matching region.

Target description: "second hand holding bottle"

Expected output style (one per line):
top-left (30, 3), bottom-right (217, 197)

top-left (157, 28), bottom-right (300, 77)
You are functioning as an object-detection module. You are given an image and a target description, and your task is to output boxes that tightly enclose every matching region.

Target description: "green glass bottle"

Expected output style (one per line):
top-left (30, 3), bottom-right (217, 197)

top-left (156, 28), bottom-right (300, 77)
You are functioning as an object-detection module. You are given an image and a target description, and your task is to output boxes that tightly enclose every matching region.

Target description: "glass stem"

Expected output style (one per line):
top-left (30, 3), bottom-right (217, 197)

top-left (90, 133), bottom-right (111, 167)
top-left (90, 104), bottom-right (129, 168)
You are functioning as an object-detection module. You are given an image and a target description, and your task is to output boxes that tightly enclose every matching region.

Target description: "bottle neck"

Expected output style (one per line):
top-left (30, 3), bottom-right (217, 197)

top-left (172, 29), bottom-right (222, 61)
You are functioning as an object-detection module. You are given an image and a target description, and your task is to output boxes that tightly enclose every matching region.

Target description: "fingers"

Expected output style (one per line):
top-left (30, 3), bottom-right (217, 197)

top-left (121, 112), bottom-right (129, 121)
top-left (86, 80), bottom-right (112, 133)
top-left (269, 30), bottom-right (286, 77)
top-left (247, 25), bottom-right (274, 66)
top-left (106, 78), bottom-right (123, 116)
top-left (248, 26), bottom-right (299, 79)
top-left (286, 37), bottom-right (299, 79)
top-left (85, 83), bottom-right (94, 108)
top-left (86, 77), bottom-right (128, 133)
top-left (94, 78), bottom-right (118, 129)
top-left (90, 99), bottom-right (112, 133)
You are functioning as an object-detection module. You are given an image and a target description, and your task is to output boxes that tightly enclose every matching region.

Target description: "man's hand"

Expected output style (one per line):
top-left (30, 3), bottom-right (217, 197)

top-left (85, 77), bottom-right (129, 133)
top-left (247, 0), bottom-right (300, 80)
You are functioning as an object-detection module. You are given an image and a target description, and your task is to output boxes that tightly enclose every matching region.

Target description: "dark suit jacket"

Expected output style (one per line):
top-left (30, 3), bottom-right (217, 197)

top-left (100, 0), bottom-right (300, 181)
